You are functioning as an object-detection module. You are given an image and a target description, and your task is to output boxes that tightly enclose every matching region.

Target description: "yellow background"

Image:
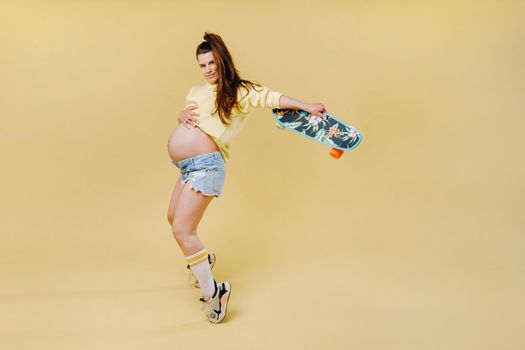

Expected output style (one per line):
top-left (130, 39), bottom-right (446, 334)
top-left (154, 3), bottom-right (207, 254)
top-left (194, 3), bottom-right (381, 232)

top-left (1, 1), bottom-right (524, 349)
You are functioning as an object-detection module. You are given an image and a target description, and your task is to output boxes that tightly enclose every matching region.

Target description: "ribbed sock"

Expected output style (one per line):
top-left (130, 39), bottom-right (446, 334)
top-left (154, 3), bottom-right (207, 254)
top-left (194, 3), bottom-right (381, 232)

top-left (185, 248), bottom-right (216, 299)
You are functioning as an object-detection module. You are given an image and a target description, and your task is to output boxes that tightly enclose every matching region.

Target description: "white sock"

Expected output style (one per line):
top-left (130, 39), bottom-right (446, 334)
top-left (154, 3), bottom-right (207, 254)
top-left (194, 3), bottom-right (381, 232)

top-left (185, 249), bottom-right (216, 299)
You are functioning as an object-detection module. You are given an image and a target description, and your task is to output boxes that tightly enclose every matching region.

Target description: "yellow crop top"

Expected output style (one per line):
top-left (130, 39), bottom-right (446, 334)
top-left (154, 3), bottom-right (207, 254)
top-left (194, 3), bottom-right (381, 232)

top-left (183, 81), bottom-right (283, 161)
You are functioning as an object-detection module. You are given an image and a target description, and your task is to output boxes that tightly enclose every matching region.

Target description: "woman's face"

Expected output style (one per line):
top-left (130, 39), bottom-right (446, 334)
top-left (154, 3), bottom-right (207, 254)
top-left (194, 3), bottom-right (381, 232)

top-left (197, 51), bottom-right (218, 84)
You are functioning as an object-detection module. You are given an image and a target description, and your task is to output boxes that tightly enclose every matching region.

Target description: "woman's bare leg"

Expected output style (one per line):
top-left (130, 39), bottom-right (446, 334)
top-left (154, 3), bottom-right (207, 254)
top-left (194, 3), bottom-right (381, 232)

top-left (171, 182), bottom-right (214, 256)
top-left (172, 182), bottom-right (217, 299)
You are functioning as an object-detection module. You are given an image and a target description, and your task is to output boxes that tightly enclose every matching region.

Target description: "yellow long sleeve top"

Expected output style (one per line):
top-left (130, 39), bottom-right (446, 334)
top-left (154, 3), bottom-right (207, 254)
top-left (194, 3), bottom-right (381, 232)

top-left (184, 81), bottom-right (283, 161)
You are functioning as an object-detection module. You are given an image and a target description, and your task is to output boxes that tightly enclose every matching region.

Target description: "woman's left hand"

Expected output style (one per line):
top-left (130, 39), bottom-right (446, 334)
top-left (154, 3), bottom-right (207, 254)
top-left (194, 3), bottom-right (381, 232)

top-left (304, 103), bottom-right (326, 117)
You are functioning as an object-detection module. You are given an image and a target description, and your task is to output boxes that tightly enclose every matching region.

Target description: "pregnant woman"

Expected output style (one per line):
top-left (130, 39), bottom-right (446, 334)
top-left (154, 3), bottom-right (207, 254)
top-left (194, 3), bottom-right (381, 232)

top-left (166, 32), bottom-right (326, 323)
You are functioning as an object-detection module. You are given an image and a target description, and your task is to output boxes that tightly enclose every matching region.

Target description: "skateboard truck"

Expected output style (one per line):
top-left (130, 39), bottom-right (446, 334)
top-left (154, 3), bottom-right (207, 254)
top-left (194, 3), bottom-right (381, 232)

top-left (329, 148), bottom-right (344, 159)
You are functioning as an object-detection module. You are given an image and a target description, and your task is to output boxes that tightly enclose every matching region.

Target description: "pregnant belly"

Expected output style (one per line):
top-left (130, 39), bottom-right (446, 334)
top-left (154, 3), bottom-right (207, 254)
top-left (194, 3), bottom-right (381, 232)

top-left (167, 124), bottom-right (220, 163)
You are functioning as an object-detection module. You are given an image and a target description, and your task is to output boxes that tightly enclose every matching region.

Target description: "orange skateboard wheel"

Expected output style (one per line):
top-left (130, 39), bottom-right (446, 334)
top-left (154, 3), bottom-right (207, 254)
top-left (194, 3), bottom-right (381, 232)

top-left (329, 148), bottom-right (344, 159)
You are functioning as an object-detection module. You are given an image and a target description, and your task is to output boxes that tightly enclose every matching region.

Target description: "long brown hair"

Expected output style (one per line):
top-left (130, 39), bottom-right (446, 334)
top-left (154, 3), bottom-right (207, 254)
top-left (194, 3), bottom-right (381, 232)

top-left (196, 32), bottom-right (261, 125)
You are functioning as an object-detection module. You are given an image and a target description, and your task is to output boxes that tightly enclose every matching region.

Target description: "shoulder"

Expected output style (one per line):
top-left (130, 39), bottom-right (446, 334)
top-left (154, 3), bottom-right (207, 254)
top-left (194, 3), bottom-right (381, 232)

top-left (186, 83), bottom-right (213, 97)
top-left (189, 84), bottom-right (209, 92)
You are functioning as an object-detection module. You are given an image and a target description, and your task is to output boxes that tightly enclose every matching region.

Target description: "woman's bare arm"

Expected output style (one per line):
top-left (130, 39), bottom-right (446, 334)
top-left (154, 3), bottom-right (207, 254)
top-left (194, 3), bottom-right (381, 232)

top-left (278, 95), bottom-right (326, 116)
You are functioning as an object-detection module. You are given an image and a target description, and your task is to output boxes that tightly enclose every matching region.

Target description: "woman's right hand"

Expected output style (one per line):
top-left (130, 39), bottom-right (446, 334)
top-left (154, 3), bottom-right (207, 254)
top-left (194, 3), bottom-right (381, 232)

top-left (179, 105), bottom-right (200, 129)
top-left (304, 103), bottom-right (326, 117)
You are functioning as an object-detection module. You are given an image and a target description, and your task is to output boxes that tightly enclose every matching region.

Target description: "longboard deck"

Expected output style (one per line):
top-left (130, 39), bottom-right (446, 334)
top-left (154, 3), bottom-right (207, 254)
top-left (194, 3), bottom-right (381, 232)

top-left (272, 108), bottom-right (363, 151)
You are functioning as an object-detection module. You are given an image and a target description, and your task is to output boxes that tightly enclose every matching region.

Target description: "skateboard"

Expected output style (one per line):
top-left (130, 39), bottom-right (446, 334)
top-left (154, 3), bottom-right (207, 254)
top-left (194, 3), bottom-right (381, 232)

top-left (272, 108), bottom-right (363, 159)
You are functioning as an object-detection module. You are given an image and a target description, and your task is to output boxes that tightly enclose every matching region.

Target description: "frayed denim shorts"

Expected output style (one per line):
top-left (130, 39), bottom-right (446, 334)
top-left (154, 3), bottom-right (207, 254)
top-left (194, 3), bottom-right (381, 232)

top-left (172, 151), bottom-right (225, 199)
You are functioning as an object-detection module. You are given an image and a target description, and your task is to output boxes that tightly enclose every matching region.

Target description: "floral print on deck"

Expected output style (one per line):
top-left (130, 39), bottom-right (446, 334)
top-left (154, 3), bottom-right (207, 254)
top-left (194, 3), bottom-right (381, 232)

top-left (272, 109), bottom-right (362, 150)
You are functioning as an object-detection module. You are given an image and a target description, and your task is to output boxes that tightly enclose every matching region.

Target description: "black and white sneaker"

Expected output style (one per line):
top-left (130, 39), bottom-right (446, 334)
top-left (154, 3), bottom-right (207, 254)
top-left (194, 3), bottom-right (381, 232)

top-left (187, 252), bottom-right (216, 288)
top-left (200, 280), bottom-right (231, 324)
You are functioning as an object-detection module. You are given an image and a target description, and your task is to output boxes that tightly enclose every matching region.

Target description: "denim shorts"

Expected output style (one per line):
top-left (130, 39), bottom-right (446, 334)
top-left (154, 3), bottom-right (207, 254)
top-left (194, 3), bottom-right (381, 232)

top-left (172, 151), bottom-right (226, 199)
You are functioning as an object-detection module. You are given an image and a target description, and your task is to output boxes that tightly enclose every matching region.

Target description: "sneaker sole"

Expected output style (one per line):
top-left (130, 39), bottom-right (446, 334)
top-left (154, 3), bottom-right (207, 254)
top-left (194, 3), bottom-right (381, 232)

top-left (211, 281), bottom-right (231, 324)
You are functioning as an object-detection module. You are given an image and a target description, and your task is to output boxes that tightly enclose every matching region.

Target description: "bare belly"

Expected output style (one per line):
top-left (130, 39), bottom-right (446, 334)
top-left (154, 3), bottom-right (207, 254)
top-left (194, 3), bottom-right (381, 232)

top-left (167, 124), bottom-right (220, 163)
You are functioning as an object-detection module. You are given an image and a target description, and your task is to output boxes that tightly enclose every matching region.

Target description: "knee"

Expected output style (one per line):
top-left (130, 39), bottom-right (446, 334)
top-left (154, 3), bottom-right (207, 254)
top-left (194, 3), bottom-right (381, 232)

top-left (171, 220), bottom-right (194, 243)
